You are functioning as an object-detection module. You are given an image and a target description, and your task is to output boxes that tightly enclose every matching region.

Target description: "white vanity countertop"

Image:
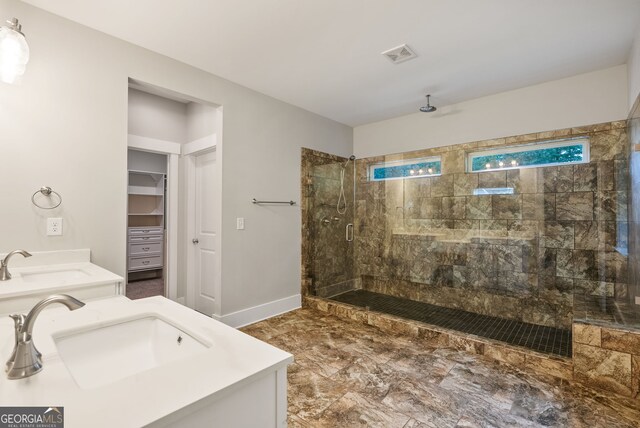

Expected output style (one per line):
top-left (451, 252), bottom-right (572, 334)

top-left (0, 296), bottom-right (294, 428)
top-left (0, 249), bottom-right (123, 302)
top-left (1, 262), bottom-right (123, 299)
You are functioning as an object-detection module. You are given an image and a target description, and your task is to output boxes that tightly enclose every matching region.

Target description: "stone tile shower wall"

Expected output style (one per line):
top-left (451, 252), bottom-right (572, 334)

top-left (301, 148), bottom-right (355, 297)
top-left (354, 121), bottom-right (629, 329)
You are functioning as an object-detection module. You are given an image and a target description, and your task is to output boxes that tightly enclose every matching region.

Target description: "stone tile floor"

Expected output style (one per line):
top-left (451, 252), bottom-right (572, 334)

top-left (241, 308), bottom-right (640, 428)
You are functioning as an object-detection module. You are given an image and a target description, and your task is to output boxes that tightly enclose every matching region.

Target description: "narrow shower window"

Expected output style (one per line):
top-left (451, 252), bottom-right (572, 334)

top-left (467, 137), bottom-right (589, 172)
top-left (369, 156), bottom-right (441, 181)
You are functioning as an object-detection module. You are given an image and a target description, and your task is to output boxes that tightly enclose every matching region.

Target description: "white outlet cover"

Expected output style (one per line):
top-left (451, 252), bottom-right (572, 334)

top-left (47, 217), bottom-right (63, 236)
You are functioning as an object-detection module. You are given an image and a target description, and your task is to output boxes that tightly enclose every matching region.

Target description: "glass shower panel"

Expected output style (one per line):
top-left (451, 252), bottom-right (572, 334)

top-left (304, 151), bottom-right (355, 297)
top-left (343, 131), bottom-right (630, 357)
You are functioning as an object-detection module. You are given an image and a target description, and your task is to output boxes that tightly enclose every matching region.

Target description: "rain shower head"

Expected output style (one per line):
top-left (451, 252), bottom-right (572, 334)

top-left (419, 94), bottom-right (437, 113)
top-left (342, 155), bottom-right (356, 168)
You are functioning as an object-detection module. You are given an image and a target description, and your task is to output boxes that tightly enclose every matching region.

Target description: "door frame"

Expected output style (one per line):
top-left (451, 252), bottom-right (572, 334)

top-left (185, 145), bottom-right (222, 317)
top-left (126, 78), bottom-right (223, 314)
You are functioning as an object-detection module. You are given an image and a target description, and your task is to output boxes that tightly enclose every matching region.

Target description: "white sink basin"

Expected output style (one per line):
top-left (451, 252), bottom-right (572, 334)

top-left (20, 268), bottom-right (90, 283)
top-left (53, 316), bottom-right (209, 389)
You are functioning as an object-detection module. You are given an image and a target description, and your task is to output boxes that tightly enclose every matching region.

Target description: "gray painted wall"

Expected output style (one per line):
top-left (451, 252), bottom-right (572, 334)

top-left (0, 0), bottom-right (352, 316)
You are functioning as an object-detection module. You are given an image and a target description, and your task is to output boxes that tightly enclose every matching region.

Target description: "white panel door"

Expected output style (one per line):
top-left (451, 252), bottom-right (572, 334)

top-left (193, 150), bottom-right (217, 315)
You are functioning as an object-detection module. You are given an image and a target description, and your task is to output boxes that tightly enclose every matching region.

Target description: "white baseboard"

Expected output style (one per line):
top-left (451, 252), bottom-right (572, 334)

top-left (214, 294), bottom-right (301, 328)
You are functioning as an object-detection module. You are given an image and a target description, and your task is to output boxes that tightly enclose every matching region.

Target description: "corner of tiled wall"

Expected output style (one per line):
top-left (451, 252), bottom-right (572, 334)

top-left (573, 322), bottom-right (640, 400)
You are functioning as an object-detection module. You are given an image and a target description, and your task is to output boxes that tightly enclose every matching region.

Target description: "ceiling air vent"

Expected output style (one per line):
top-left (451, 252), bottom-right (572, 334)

top-left (381, 44), bottom-right (417, 64)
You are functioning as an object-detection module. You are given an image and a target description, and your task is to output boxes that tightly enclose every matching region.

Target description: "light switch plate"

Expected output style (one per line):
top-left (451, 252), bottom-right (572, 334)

top-left (47, 218), bottom-right (63, 236)
top-left (236, 217), bottom-right (245, 230)
top-left (636, 296), bottom-right (640, 305)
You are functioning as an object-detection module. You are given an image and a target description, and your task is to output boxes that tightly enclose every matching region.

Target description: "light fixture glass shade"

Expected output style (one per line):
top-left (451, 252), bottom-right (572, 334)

top-left (0, 21), bottom-right (29, 84)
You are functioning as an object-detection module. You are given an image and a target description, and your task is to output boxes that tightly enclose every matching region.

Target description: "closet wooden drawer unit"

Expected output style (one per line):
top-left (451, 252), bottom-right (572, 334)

top-left (127, 226), bottom-right (164, 272)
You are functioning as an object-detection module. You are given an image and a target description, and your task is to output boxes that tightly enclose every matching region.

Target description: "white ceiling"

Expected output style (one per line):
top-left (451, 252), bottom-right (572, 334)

top-left (22, 0), bottom-right (640, 126)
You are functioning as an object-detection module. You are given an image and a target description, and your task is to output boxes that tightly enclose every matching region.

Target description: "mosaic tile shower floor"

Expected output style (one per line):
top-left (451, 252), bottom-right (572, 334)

top-left (241, 307), bottom-right (640, 427)
top-left (330, 290), bottom-right (572, 358)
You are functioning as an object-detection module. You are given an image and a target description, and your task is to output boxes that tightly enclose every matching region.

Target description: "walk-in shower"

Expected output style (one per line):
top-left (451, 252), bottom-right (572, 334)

top-left (302, 120), bottom-right (635, 359)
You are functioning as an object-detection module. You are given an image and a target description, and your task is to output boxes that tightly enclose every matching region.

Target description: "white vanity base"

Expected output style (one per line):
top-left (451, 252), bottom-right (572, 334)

top-left (154, 367), bottom-right (287, 428)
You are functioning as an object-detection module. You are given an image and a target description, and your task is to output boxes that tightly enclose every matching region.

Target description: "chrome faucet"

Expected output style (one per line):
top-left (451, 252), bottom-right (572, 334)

top-left (0, 250), bottom-right (32, 281)
top-left (6, 294), bottom-right (85, 380)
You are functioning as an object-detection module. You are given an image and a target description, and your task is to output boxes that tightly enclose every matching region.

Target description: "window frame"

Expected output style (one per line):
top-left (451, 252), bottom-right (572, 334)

top-left (466, 137), bottom-right (590, 173)
top-left (368, 156), bottom-right (442, 182)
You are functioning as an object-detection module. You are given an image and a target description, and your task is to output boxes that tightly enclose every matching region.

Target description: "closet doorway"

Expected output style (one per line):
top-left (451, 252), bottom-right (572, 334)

top-left (125, 80), bottom-right (222, 314)
top-left (126, 150), bottom-right (167, 299)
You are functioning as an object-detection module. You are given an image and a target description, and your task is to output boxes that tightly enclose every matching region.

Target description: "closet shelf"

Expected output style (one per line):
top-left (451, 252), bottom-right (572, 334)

top-left (128, 212), bottom-right (164, 216)
top-left (128, 169), bottom-right (165, 178)
top-left (127, 190), bottom-right (164, 196)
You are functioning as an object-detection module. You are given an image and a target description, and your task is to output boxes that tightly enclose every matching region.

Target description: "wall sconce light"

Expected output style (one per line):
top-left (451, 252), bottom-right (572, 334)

top-left (0, 18), bottom-right (29, 84)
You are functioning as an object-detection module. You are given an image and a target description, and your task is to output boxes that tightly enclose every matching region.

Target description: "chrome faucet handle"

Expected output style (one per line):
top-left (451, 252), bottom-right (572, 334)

top-left (6, 294), bottom-right (85, 380)
top-left (5, 314), bottom-right (25, 372)
top-left (0, 250), bottom-right (32, 281)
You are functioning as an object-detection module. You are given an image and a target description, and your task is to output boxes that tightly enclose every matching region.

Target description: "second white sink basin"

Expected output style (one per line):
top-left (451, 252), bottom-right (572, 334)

top-left (53, 316), bottom-right (210, 389)
top-left (20, 268), bottom-right (90, 283)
